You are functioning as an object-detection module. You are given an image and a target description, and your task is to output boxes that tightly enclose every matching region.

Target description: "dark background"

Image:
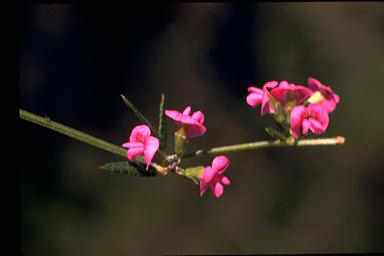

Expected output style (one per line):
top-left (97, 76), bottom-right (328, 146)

top-left (20, 3), bottom-right (384, 255)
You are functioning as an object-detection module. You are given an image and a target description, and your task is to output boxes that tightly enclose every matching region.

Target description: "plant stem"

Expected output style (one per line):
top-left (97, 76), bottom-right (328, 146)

top-left (20, 109), bottom-right (345, 163)
top-left (177, 136), bottom-right (345, 159)
top-left (20, 109), bottom-right (127, 158)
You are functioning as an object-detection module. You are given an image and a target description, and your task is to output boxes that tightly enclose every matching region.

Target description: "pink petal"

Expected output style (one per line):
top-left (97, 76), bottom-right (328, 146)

top-left (307, 77), bottom-right (323, 91)
top-left (191, 111), bottom-right (205, 124)
top-left (127, 147), bottom-right (144, 161)
top-left (212, 182), bottom-right (224, 198)
top-left (302, 119), bottom-right (311, 135)
top-left (221, 176), bottom-right (231, 185)
top-left (290, 105), bottom-right (306, 139)
top-left (248, 86), bottom-right (263, 94)
top-left (200, 166), bottom-right (214, 197)
top-left (307, 77), bottom-right (340, 113)
top-left (211, 156), bottom-right (229, 174)
top-left (258, 81), bottom-right (278, 115)
top-left (122, 142), bottom-right (144, 148)
top-left (295, 85), bottom-right (313, 104)
top-left (307, 104), bottom-right (329, 129)
top-left (317, 99), bottom-right (337, 113)
top-left (269, 87), bottom-right (287, 105)
top-left (129, 125), bottom-right (151, 143)
top-left (334, 93), bottom-right (340, 104)
top-left (201, 166), bottom-right (215, 184)
top-left (183, 106), bottom-right (191, 115)
top-left (165, 110), bottom-right (183, 122)
top-left (261, 93), bottom-right (273, 115)
top-left (246, 93), bottom-right (263, 108)
top-left (308, 118), bottom-right (325, 134)
top-left (278, 80), bottom-right (292, 89)
top-left (200, 184), bottom-right (208, 197)
top-left (143, 136), bottom-right (159, 170)
top-left (186, 123), bottom-right (206, 139)
top-left (200, 177), bottom-right (209, 197)
top-left (263, 81), bottom-right (279, 90)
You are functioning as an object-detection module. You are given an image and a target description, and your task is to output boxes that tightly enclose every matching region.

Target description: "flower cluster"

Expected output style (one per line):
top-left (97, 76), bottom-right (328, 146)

top-left (246, 77), bottom-right (340, 140)
top-left (122, 106), bottom-right (231, 199)
top-left (121, 77), bottom-right (339, 199)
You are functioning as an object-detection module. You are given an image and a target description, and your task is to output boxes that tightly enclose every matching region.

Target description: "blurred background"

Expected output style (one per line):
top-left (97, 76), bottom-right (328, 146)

top-left (20, 3), bottom-right (384, 255)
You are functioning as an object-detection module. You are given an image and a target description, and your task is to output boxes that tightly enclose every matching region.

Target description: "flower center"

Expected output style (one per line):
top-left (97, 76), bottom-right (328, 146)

top-left (136, 133), bottom-right (144, 143)
top-left (285, 90), bottom-right (296, 101)
top-left (306, 109), bottom-right (318, 119)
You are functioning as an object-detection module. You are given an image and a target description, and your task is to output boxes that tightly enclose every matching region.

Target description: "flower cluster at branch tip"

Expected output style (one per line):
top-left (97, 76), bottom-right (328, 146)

top-left (122, 125), bottom-right (159, 170)
top-left (165, 106), bottom-right (206, 139)
top-left (200, 156), bottom-right (231, 198)
top-left (246, 77), bottom-right (340, 139)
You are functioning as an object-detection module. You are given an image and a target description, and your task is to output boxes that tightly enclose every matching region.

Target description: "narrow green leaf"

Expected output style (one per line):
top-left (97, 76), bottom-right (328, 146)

top-left (265, 127), bottom-right (289, 141)
top-left (99, 160), bottom-right (157, 177)
top-left (158, 93), bottom-right (167, 150)
top-left (120, 94), bottom-right (158, 136)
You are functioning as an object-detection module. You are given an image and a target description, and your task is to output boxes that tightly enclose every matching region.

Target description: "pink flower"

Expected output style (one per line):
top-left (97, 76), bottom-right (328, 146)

top-left (290, 104), bottom-right (329, 139)
top-left (246, 81), bottom-right (278, 115)
top-left (247, 80), bottom-right (313, 115)
top-left (307, 77), bottom-right (340, 113)
top-left (165, 106), bottom-right (206, 139)
top-left (122, 125), bottom-right (159, 170)
top-left (270, 81), bottom-right (313, 107)
top-left (200, 156), bottom-right (231, 198)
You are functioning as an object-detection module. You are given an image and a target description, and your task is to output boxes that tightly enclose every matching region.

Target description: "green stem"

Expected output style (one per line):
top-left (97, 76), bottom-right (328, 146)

top-left (20, 108), bottom-right (345, 163)
top-left (20, 109), bottom-right (127, 158)
top-left (177, 136), bottom-right (345, 159)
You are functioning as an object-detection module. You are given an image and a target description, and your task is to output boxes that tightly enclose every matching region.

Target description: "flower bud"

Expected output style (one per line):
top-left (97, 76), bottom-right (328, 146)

top-left (174, 127), bottom-right (187, 157)
top-left (184, 166), bottom-right (205, 182)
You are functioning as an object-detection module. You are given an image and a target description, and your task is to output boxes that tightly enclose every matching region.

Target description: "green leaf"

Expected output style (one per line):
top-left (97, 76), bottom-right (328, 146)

top-left (99, 160), bottom-right (157, 177)
top-left (158, 93), bottom-right (167, 150)
top-left (120, 94), bottom-right (158, 137)
top-left (265, 127), bottom-right (289, 141)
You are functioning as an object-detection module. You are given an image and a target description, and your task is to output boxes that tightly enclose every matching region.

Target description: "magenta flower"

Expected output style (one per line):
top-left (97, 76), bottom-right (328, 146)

top-left (165, 106), bottom-right (206, 139)
top-left (246, 87), bottom-right (263, 107)
top-left (246, 81), bottom-right (278, 115)
top-left (122, 125), bottom-right (159, 170)
top-left (200, 156), bottom-right (231, 198)
top-left (290, 104), bottom-right (329, 139)
top-left (270, 81), bottom-right (313, 108)
top-left (307, 77), bottom-right (340, 113)
top-left (247, 80), bottom-right (313, 115)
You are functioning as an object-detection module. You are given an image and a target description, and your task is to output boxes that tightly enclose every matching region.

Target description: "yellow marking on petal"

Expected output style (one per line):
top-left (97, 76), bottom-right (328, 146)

top-left (307, 91), bottom-right (325, 104)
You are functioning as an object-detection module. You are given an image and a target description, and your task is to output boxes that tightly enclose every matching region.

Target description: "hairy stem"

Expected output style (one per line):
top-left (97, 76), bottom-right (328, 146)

top-left (20, 109), bottom-right (345, 164)
top-left (20, 109), bottom-right (127, 158)
top-left (176, 136), bottom-right (345, 159)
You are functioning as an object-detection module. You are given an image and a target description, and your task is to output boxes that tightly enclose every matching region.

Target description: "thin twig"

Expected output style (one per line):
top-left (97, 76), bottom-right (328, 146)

top-left (173, 136), bottom-right (345, 159)
top-left (20, 109), bottom-right (127, 158)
